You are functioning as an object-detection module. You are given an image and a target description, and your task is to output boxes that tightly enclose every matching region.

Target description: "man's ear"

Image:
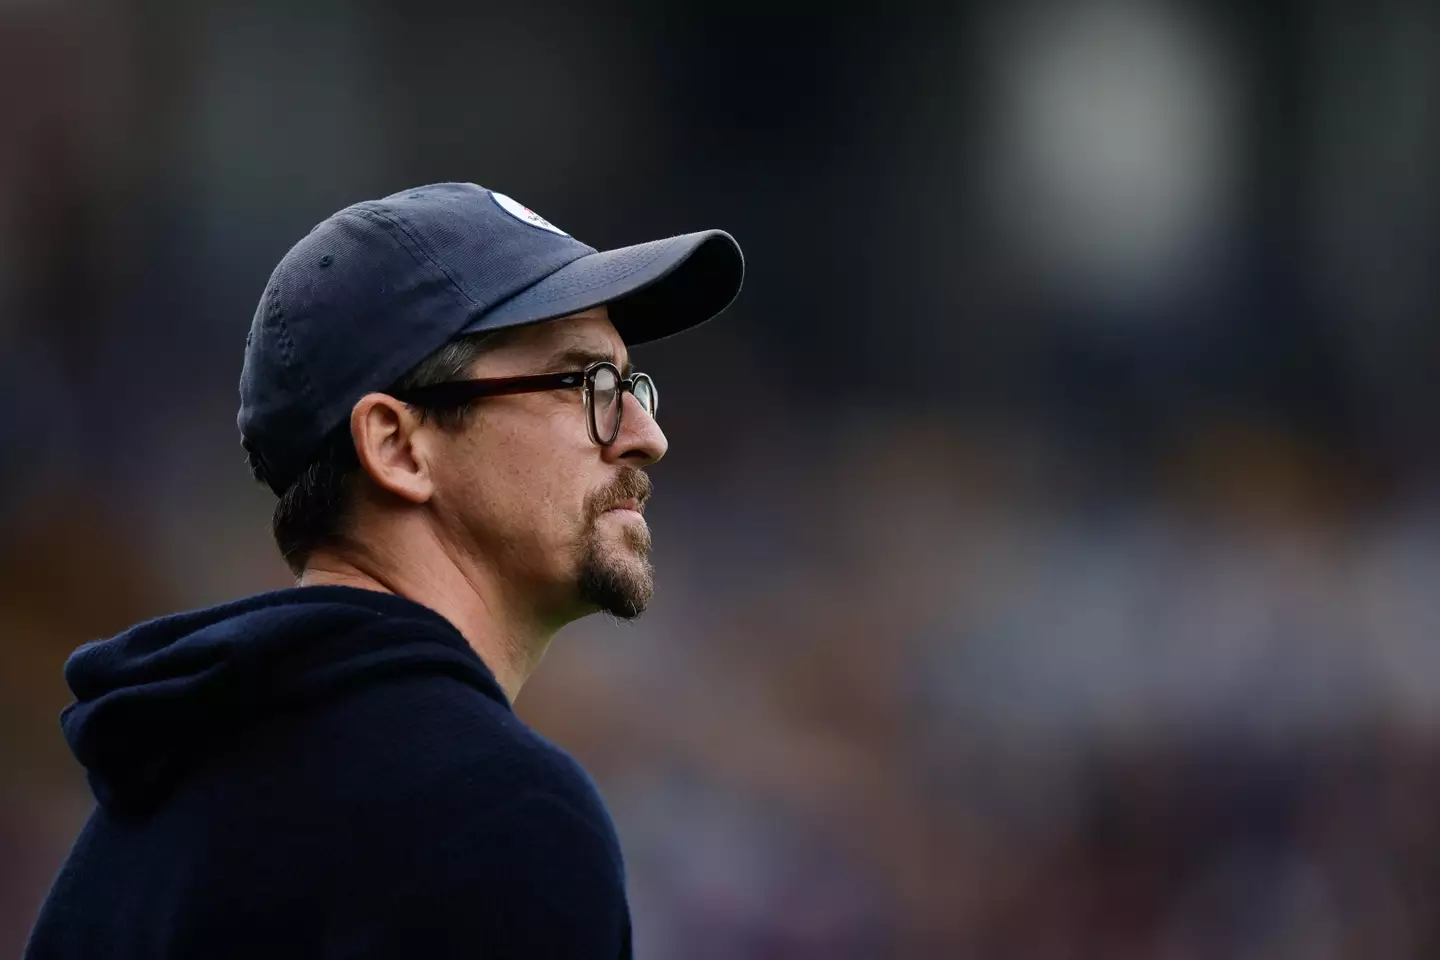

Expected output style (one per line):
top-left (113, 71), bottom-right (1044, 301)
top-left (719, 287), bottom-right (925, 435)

top-left (349, 394), bottom-right (435, 504)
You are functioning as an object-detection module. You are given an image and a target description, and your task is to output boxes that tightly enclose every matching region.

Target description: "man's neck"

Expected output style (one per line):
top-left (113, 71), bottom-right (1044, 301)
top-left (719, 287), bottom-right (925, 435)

top-left (299, 544), bottom-right (555, 703)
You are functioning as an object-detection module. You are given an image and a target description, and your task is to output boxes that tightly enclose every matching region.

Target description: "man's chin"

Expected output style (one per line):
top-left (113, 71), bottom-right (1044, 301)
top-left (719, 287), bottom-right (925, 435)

top-left (575, 515), bottom-right (654, 618)
top-left (577, 553), bottom-right (654, 619)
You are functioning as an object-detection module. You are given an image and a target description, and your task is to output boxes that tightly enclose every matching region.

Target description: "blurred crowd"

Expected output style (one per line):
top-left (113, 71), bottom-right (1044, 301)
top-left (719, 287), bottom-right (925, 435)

top-left (4, 0), bottom-right (1440, 956)
top-left (519, 418), bottom-right (1440, 957)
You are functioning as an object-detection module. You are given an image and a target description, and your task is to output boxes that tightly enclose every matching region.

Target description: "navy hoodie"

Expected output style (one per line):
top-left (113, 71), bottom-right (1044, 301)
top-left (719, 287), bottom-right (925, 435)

top-left (24, 586), bottom-right (632, 958)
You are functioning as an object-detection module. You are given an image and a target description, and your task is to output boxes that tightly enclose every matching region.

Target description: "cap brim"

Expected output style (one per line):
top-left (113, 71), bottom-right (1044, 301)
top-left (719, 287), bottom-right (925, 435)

top-left (461, 230), bottom-right (743, 345)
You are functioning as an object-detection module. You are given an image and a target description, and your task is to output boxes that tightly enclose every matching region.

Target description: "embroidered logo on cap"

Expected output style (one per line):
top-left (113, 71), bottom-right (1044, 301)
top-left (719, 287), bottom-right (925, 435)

top-left (490, 191), bottom-right (571, 237)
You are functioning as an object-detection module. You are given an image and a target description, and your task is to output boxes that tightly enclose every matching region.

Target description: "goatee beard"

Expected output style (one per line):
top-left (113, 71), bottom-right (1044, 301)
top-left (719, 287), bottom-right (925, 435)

top-left (578, 469), bottom-right (655, 619)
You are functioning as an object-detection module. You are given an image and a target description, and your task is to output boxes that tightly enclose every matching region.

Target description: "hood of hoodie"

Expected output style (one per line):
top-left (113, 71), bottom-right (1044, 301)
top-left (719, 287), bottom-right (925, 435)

top-left (62, 585), bottom-right (508, 815)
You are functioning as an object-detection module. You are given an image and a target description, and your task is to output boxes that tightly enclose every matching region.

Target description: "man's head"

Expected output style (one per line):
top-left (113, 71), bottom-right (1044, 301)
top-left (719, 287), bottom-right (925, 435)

top-left (257, 306), bottom-right (664, 621)
top-left (238, 183), bottom-right (741, 626)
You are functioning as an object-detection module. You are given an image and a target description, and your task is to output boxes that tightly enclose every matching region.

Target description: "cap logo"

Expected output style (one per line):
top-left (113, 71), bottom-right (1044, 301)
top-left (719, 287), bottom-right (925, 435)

top-left (490, 191), bottom-right (570, 237)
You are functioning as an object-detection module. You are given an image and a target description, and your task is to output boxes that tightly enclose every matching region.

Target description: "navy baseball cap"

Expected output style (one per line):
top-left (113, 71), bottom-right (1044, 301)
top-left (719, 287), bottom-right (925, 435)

top-left (238, 182), bottom-right (744, 496)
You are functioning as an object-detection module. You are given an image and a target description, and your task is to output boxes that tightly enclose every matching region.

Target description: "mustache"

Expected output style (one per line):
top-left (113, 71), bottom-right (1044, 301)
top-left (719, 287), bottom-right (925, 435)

top-left (588, 468), bottom-right (652, 521)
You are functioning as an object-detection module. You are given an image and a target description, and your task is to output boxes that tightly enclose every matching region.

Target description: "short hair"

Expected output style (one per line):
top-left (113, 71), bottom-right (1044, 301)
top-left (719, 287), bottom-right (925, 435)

top-left (247, 333), bottom-right (493, 575)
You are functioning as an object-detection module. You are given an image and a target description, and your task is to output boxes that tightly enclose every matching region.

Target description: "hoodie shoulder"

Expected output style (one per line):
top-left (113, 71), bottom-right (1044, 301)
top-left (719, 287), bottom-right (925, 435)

top-left (60, 586), bottom-right (507, 814)
top-left (30, 587), bottom-right (630, 959)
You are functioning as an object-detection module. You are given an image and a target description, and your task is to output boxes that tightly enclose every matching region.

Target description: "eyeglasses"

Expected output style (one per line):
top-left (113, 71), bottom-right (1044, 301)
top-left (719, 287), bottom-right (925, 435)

top-left (389, 361), bottom-right (658, 447)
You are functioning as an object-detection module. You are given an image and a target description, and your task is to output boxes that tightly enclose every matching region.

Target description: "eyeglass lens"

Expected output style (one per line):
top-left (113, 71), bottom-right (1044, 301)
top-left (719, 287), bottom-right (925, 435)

top-left (590, 365), bottom-right (622, 443)
top-left (589, 366), bottom-right (658, 445)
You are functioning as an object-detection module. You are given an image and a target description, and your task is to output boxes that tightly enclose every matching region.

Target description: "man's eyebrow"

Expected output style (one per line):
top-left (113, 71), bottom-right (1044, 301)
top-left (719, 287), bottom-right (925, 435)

top-left (545, 344), bottom-right (632, 377)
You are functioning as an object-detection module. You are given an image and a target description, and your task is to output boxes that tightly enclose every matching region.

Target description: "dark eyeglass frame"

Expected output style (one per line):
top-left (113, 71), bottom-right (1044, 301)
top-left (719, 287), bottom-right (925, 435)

top-left (389, 361), bottom-right (657, 447)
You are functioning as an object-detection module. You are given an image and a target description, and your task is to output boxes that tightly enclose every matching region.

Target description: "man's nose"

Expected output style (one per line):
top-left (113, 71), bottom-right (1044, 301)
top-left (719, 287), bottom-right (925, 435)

top-left (604, 391), bottom-right (667, 467)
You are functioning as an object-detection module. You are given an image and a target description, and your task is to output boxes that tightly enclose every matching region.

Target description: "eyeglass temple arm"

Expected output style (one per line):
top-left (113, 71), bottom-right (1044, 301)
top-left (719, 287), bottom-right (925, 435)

top-left (391, 371), bottom-right (584, 406)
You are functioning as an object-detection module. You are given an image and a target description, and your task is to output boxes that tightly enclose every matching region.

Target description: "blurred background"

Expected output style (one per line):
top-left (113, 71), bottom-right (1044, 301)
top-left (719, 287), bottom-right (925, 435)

top-left (3, 0), bottom-right (1440, 955)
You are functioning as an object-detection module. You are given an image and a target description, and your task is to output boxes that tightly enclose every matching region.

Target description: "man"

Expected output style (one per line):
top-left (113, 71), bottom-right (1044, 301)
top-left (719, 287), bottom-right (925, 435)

top-left (25, 182), bottom-right (744, 958)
